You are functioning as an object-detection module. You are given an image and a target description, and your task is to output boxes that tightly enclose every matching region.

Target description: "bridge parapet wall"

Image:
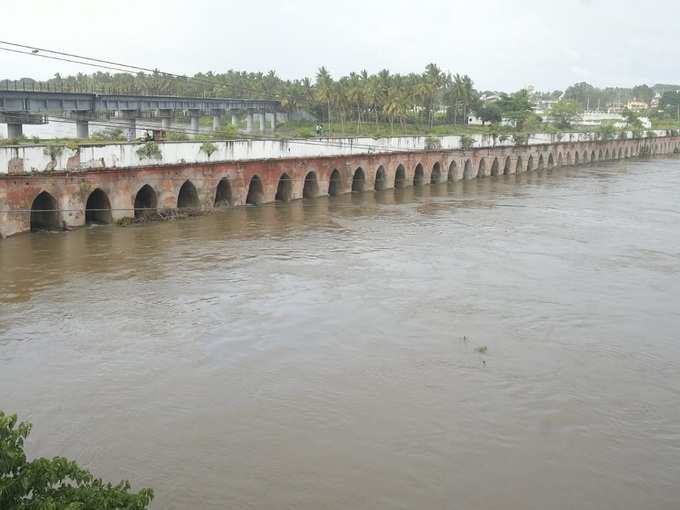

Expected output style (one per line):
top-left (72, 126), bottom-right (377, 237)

top-left (0, 131), bottom-right (672, 175)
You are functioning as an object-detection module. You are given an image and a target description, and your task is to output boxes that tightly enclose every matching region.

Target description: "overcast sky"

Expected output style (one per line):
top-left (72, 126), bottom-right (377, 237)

top-left (1, 0), bottom-right (677, 92)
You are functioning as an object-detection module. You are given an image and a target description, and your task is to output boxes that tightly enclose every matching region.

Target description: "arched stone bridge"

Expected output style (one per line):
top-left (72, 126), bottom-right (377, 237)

top-left (1, 136), bottom-right (678, 238)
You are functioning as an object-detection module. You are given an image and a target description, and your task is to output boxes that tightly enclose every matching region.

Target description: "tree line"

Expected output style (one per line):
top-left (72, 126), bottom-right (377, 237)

top-left (3, 66), bottom-right (680, 131)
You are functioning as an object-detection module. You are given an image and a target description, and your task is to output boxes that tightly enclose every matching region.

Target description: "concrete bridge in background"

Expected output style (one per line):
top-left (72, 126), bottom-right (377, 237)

top-left (0, 133), bottom-right (677, 238)
top-left (0, 90), bottom-right (282, 138)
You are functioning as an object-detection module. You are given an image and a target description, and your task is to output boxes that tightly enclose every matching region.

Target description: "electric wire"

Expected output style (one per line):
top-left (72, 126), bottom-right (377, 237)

top-left (0, 41), bottom-right (280, 99)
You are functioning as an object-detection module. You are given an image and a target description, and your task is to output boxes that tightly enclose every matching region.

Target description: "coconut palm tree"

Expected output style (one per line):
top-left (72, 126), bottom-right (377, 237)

top-left (315, 67), bottom-right (334, 133)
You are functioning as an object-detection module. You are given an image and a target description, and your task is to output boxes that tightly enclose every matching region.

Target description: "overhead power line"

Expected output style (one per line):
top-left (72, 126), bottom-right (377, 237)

top-left (0, 39), bottom-right (158, 74)
top-left (0, 46), bottom-right (144, 75)
top-left (0, 40), bottom-right (278, 99)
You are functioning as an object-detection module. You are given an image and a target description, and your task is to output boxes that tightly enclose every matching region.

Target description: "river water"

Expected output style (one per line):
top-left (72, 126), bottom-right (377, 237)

top-left (1, 159), bottom-right (680, 509)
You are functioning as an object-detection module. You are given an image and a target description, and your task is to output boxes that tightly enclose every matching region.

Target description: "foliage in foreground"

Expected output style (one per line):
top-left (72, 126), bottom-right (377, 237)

top-left (0, 411), bottom-right (153, 510)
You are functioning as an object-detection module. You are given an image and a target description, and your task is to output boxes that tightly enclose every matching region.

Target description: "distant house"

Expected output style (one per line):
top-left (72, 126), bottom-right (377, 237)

top-left (626, 101), bottom-right (649, 112)
top-left (466, 114), bottom-right (514, 127)
top-left (467, 114), bottom-right (484, 126)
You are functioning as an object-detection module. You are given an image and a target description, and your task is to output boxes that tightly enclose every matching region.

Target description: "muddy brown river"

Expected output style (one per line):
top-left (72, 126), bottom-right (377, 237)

top-left (1, 159), bottom-right (680, 509)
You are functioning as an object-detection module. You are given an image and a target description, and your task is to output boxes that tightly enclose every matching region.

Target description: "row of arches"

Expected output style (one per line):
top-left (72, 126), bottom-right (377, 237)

top-left (24, 140), bottom-right (667, 232)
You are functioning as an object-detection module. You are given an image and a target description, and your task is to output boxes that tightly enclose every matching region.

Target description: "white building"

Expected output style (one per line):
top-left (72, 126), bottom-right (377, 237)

top-left (580, 112), bottom-right (651, 129)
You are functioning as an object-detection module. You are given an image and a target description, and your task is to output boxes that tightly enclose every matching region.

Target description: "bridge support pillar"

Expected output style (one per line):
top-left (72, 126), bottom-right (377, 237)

top-left (257, 113), bottom-right (265, 132)
top-left (127, 118), bottom-right (136, 141)
top-left (212, 113), bottom-right (223, 131)
top-left (76, 120), bottom-right (89, 139)
top-left (7, 123), bottom-right (23, 139)
top-left (158, 109), bottom-right (173, 132)
top-left (245, 113), bottom-right (253, 133)
top-left (190, 115), bottom-right (200, 137)
top-left (118, 110), bottom-right (139, 141)
top-left (268, 113), bottom-right (276, 130)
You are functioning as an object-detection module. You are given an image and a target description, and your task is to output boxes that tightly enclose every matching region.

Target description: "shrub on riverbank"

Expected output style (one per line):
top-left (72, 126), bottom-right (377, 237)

top-left (0, 411), bottom-right (153, 510)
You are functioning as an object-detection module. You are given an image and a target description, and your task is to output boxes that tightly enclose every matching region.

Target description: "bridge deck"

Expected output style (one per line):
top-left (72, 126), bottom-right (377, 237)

top-left (0, 90), bottom-right (280, 114)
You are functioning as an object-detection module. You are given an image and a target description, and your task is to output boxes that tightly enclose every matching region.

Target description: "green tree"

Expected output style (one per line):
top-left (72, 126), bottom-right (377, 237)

top-left (632, 84), bottom-right (654, 103)
top-left (622, 108), bottom-right (643, 130)
top-left (597, 122), bottom-right (617, 141)
top-left (475, 103), bottom-right (502, 125)
top-left (563, 82), bottom-right (601, 109)
top-left (0, 411), bottom-right (153, 510)
top-left (452, 74), bottom-right (476, 125)
top-left (497, 89), bottom-right (534, 130)
top-left (315, 67), bottom-right (334, 132)
top-left (548, 100), bottom-right (583, 129)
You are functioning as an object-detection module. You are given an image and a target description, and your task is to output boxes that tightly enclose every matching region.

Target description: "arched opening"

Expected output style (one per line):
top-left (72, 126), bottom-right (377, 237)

top-left (30, 191), bottom-right (60, 231)
top-left (448, 161), bottom-right (457, 182)
top-left (490, 158), bottom-right (500, 176)
top-left (431, 162), bottom-right (441, 184)
top-left (246, 175), bottom-right (264, 205)
top-left (598, 149), bottom-right (603, 160)
top-left (214, 177), bottom-right (232, 208)
top-left (85, 188), bottom-right (112, 225)
top-left (566, 152), bottom-right (572, 165)
top-left (548, 153), bottom-right (555, 168)
top-left (557, 153), bottom-right (562, 167)
top-left (618, 148), bottom-right (622, 159)
top-left (352, 167), bottom-right (366, 192)
top-left (625, 147), bottom-right (629, 158)
top-left (463, 159), bottom-right (474, 179)
top-left (591, 150), bottom-right (596, 162)
top-left (374, 166), bottom-right (387, 191)
top-left (477, 159), bottom-right (487, 178)
top-left (177, 180), bottom-right (200, 210)
top-left (515, 156), bottom-right (523, 174)
top-left (413, 163), bottom-right (425, 186)
top-left (276, 173), bottom-right (293, 202)
top-left (582, 151), bottom-right (588, 163)
top-left (303, 171), bottom-right (319, 198)
top-left (527, 155), bottom-right (534, 172)
top-left (395, 164), bottom-right (406, 189)
top-left (605, 149), bottom-right (610, 160)
top-left (574, 152), bottom-right (580, 165)
top-left (503, 156), bottom-right (512, 175)
top-left (134, 184), bottom-right (157, 218)
top-left (537, 154), bottom-right (544, 170)
top-left (328, 169), bottom-right (342, 196)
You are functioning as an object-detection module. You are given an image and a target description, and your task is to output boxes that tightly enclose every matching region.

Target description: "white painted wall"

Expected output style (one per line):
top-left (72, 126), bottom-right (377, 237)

top-left (0, 131), bottom-right (668, 175)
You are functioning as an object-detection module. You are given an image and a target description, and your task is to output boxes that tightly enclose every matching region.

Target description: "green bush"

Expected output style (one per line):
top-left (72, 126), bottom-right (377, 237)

top-left (135, 141), bottom-right (162, 161)
top-left (165, 130), bottom-right (190, 141)
top-left (295, 127), bottom-right (315, 139)
top-left (511, 133), bottom-right (529, 146)
top-left (42, 144), bottom-right (64, 161)
top-left (91, 128), bottom-right (125, 142)
top-left (424, 136), bottom-right (442, 150)
top-left (0, 411), bottom-right (153, 510)
top-left (199, 141), bottom-right (218, 159)
top-left (460, 134), bottom-right (475, 149)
